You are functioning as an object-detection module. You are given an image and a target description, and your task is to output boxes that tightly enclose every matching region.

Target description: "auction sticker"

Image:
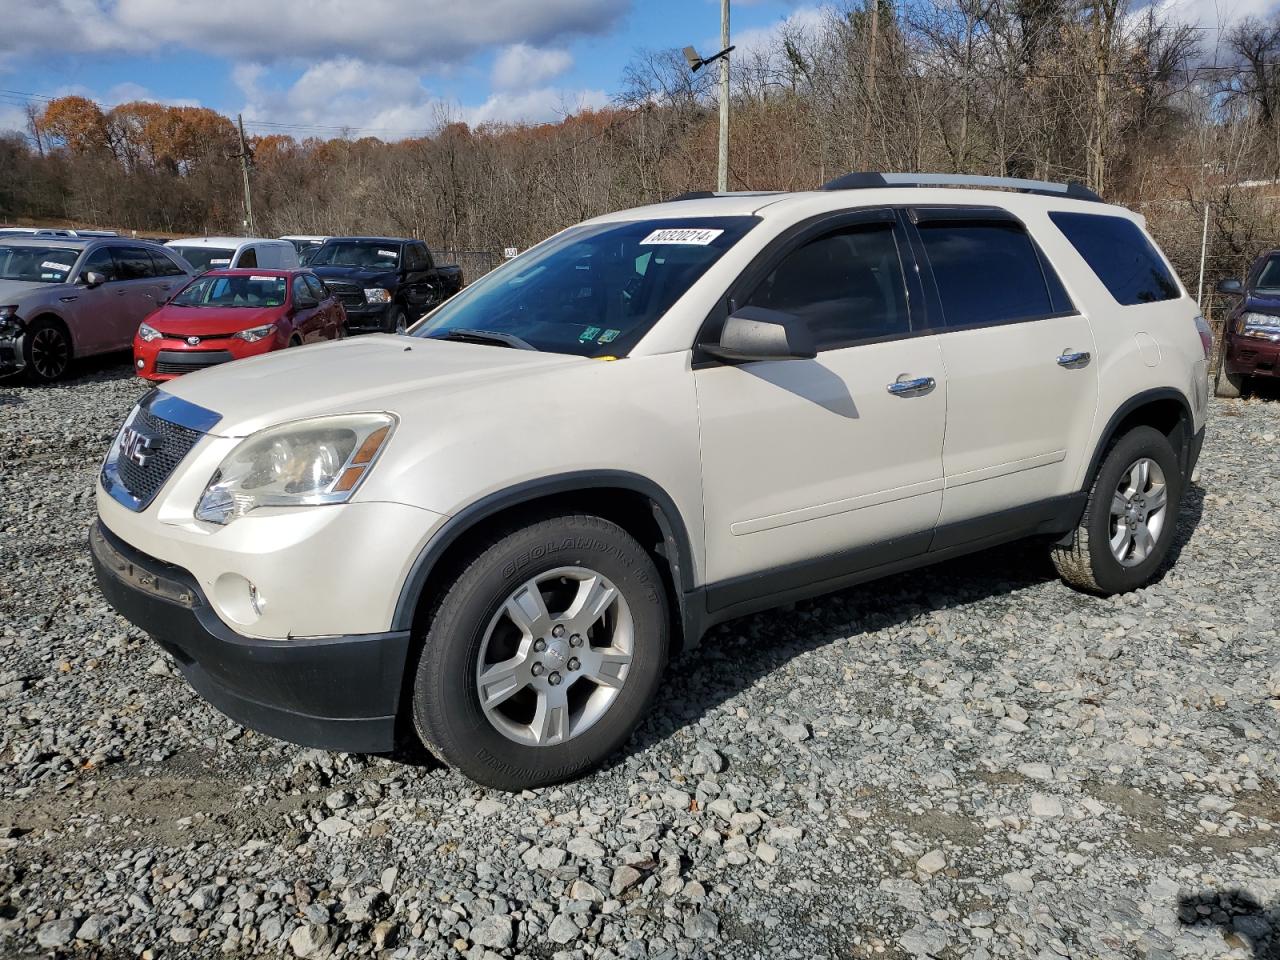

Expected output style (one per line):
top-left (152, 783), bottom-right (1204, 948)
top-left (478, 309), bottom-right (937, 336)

top-left (41, 261), bottom-right (69, 272)
top-left (640, 228), bottom-right (724, 246)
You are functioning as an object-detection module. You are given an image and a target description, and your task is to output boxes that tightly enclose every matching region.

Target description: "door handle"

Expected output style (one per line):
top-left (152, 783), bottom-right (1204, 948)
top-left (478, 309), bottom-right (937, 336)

top-left (1057, 350), bottom-right (1091, 368)
top-left (887, 375), bottom-right (936, 397)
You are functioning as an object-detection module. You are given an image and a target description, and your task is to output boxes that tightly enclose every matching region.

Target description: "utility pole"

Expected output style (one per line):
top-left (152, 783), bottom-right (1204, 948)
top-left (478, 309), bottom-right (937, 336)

top-left (718, 0), bottom-right (730, 193)
top-left (236, 114), bottom-right (255, 235)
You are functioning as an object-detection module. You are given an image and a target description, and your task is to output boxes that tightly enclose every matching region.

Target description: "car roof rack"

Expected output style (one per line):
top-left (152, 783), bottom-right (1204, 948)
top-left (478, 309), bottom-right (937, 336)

top-left (666, 190), bottom-right (786, 201)
top-left (820, 172), bottom-right (1102, 203)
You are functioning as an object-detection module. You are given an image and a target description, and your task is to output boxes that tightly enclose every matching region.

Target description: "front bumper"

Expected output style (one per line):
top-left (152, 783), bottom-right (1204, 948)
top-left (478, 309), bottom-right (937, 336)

top-left (134, 334), bottom-right (278, 382)
top-left (91, 520), bottom-right (410, 752)
top-left (1224, 334), bottom-right (1280, 378)
top-left (342, 302), bottom-right (392, 332)
top-left (0, 338), bottom-right (20, 376)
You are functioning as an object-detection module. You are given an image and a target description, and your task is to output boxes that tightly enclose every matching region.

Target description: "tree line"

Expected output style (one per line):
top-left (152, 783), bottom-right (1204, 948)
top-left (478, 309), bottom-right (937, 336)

top-left (6, 0), bottom-right (1280, 301)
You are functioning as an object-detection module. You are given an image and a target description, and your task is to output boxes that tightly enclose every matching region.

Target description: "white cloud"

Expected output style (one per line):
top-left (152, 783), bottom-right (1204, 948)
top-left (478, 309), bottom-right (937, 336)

top-left (106, 81), bottom-right (201, 108)
top-left (492, 45), bottom-right (574, 90)
top-left (464, 87), bottom-right (609, 126)
top-left (728, 5), bottom-right (828, 64)
top-left (0, 0), bottom-right (628, 67)
top-left (0, 102), bottom-right (31, 138)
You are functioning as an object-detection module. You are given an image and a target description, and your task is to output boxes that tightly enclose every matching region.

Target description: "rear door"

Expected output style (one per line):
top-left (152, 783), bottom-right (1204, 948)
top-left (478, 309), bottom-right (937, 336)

top-left (146, 247), bottom-right (188, 305)
top-left (694, 209), bottom-right (947, 608)
top-left (907, 207), bottom-right (1099, 544)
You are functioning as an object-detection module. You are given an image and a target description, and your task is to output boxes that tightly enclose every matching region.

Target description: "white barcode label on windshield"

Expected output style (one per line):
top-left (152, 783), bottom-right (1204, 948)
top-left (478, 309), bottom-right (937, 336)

top-left (250, 275), bottom-right (276, 281)
top-left (639, 228), bottom-right (724, 246)
top-left (41, 261), bottom-right (69, 271)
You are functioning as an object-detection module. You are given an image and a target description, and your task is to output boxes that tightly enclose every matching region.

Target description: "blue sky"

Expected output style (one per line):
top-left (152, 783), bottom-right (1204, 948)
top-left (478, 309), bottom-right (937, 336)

top-left (0, 0), bottom-right (818, 140)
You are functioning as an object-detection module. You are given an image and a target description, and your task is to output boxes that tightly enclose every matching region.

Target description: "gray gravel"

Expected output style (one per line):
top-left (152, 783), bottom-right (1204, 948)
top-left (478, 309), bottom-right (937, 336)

top-left (1, 359), bottom-right (1278, 959)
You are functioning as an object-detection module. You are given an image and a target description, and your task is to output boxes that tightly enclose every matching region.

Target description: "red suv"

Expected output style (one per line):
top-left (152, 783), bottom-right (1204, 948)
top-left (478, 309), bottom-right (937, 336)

top-left (1215, 251), bottom-right (1280, 397)
top-left (134, 268), bottom-right (345, 381)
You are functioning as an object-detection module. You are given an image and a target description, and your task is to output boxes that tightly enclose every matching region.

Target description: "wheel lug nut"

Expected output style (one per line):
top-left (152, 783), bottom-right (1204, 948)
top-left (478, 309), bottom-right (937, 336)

top-left (533, 638), bottom-right (546, 652)
top-left (531, 663), bottom-right (544, 677)
top-left (548, 672), bottom-right (562, 686)
top-left (569, 634), bottom-right (582, 647)
top-left (567, 657), bottom-right (580, 671)
top-left (552, 624), bottom-right (566, 638)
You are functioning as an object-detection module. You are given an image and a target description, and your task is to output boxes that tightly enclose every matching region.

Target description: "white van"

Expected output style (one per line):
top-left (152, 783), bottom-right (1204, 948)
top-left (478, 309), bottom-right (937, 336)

top-left (165, 237), bottom-right (300, 274)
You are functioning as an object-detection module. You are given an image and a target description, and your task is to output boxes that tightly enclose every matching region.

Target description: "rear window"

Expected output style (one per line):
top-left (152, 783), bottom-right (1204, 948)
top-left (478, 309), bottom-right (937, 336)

top-left (1049, 212), bottom-right (1180, 306)
top-left (170, 245), bottom-right (236, 273)
top-left (918, 221), bottom-right (1063, 327)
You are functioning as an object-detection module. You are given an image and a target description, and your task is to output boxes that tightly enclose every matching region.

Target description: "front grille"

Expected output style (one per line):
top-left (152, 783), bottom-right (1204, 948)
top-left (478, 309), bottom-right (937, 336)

top-left (155, 350), bottom-right (235, 375)
top-left (324, 281), bottom-right (366, 308)
top-left (114, 405), bottom-right (202, 505)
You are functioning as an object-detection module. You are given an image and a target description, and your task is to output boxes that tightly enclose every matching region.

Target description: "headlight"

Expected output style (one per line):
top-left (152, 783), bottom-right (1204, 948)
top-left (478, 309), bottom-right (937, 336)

top-left (138, 321), bottom-right (162, 342)
top-left (1239, 312), bottom-right (1280, 340)
top-left (0, 305), bottom-right (17, 320)
top-left (364, 288), bottom-right (392, 304)
top-left (233, 324), bottom-right (277, 343)
top-left (195, 414), bottom-right (396, 525)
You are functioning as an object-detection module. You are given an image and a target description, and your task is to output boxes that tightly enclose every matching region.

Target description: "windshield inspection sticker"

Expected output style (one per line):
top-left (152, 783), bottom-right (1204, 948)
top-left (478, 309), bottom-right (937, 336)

top-left (579, 326), bottom-right (602, 342)
top-left (599, 329), bottom-right (620, 344)
top-left (639, 228), bottom-right (724, 246)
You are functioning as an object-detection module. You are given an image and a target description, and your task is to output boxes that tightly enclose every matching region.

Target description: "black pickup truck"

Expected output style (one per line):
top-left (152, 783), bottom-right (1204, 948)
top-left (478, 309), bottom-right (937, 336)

top-left (309, 237), bottom-right (464, 334)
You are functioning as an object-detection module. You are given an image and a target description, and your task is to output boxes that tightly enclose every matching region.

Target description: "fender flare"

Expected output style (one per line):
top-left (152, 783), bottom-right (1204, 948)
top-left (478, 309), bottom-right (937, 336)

top-left (1082, 387), bottom-right (1194, 487)
top-left (391, 470), bottom-right (697, 632)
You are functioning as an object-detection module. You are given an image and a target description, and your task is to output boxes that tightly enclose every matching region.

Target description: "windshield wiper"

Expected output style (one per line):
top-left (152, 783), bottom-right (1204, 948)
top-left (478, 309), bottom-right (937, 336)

top-left (433, 328), bottom-right (539, 351)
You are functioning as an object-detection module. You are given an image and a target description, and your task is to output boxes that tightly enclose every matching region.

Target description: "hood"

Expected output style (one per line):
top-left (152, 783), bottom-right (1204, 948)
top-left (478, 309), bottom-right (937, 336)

top-left (1243, 293), bottom-right (1280, 314)
top-left (161, 335), bottom-right (584, 437)
top-left (0, 278), bottom-right (64, 307)
top-left (150, 304), bottom-right (284, 337)
top-left (312, 265), bottom-right (399, 286)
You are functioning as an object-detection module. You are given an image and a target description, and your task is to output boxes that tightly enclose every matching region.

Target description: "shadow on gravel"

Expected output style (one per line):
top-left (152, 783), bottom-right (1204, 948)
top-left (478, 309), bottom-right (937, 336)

top-left (1179, 889), bottom-right (1280, 958)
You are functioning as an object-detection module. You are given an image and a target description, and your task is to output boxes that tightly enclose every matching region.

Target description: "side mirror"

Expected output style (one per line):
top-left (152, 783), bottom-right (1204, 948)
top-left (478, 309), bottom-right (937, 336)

top-left (1217, 278), bottom-right (1244, 296)
top-left (81, 271), bottom-right (107, 288)
top-left (700, 306), bottom-right (817, 362)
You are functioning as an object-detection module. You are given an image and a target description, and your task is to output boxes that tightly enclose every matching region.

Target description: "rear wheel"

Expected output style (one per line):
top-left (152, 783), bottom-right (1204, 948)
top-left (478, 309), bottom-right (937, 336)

top-left (23, 319), bottom-right (72, 383)
top-left (411, 514), bottom-right (669, 790)
top-left (1214, 366), bottom-right (1245, 398)
top-left (1052, 426), bottom-right (1182, 595)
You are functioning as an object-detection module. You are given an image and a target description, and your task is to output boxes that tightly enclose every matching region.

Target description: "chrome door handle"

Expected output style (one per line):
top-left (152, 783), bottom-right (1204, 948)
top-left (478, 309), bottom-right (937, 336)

top-left (1057, 350), bottom-right (1091, 368)
top-left (887, 375), bottom-right (936, 397)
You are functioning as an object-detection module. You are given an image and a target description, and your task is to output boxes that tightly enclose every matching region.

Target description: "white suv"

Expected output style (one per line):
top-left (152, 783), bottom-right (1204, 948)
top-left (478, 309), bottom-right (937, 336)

top-left (93, 174), bottom-right (1211, 789)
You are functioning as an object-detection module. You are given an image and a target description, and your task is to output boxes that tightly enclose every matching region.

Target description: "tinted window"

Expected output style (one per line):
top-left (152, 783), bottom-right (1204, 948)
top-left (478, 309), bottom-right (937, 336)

top-left (113, 246), bottom-right (156, 280)
top-left (169, 245), bottom-right (235, 272)
top-left (78, 247), bottom-right (118, 282)
top-left (304, 275), bottom-right (328, 301)
top-left (292, 275), bottom-right (313, 304)
top-left (238, 247), bottom-right (258, 269)
top-left (1049, 212), bottom-right (1179, 306)
top-left (919, 222), bottom-right (1055, 327)
top-left (746, 224), bottom-right (909, 349)
top-left (1252, 254), bottom-right (1280, 294)
top-left (148, 248), bottom-right (186, 277)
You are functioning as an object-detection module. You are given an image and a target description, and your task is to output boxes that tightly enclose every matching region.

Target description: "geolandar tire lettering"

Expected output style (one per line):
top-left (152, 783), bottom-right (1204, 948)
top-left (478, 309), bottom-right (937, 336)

top-left (1052, 425), bottom-right (1183, 595)
top-left (410, 514), bottom-right (669, 791)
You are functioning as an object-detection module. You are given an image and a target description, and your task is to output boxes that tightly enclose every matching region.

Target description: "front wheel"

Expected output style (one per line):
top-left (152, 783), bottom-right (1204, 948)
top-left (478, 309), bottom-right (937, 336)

top-left (385, 305), bottom-right (407, 336)
top-left (23, 319), bottom-right (72, 383)
top-left (411, 514), bottom-right (669, 790)
top-left (1214, 366), bottom-right (1245, 399)
top-left (1052, 426), bottom-right (1183, 595)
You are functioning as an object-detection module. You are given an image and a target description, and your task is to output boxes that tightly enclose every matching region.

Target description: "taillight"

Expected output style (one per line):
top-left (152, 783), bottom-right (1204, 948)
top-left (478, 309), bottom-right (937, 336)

top-left (1193, 315), bottom-right (1213, 359)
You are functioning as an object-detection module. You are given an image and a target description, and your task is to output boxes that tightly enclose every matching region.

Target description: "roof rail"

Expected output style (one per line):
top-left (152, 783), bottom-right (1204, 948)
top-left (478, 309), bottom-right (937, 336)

top-left (820, 172), bottom-right (1102, 203)
top-left (665, 190), bottom-right (787, 202)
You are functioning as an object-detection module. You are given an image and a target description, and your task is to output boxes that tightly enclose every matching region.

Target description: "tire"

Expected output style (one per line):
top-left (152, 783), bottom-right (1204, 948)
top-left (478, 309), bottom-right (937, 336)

top-left (1052, 426), bottom-right (1183, 595)
top-left (385, 305), bottom-right (407, 336)
top-left (1214, 366), bottom-right (1245, 399)
top-left (22, 319), bottom-right (72, 383)
top-left (411, 514), bottom-right (669, 790)
top-left (288, 335), bottom-right (303, 348)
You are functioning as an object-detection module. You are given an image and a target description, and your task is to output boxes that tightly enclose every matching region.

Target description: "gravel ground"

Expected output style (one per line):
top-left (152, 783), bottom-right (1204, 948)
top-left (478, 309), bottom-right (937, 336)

top-left (1, 358), bottom-right (1278, 960)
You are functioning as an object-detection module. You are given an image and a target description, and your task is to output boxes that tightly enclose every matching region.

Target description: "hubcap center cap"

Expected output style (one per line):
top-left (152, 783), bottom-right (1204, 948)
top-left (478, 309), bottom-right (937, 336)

top-left (541, 637), bottom-right (568, 668)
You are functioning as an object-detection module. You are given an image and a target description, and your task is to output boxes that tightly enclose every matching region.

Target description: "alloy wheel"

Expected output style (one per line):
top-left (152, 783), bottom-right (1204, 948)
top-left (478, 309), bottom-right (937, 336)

top-left (30, 328), bottom-right (70, 380)
top-left (1108, 457), bottom-right (1168, 567)
top-left (475, 566), bottom-right (633, 747)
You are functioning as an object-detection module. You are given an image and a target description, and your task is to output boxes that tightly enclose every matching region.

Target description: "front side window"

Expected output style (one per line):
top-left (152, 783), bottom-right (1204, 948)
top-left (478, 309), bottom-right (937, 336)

top-left (78, 247), bottom-right (118, 283)
top-left (745, 223), bottom-right (909, 349)
top-left (1049, 212), bottom-right (1180, 306)
top-left (114, 246), bottom-right (157, 281)
top-left (311, 241), bottom-right (401, 270)
top-left (292, 275), bottom-right (312, 304)
top-left (415, 217), bottom-right (758, 357)
top-left (919, 221), bottom-right (1059, 327)
top-left (304, 274), bottom-right (328, 301)
top-left (171, 274), bottom-right (287, 308)
top-left (0, 245), bottom-right (80, 283)
top-left (170, 245), bottom-right (236, 273)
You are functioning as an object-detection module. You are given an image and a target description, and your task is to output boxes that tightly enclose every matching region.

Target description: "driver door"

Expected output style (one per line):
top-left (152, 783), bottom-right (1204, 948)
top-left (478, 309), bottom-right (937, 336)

top-left (68, 246), bottom-right (127, 355)
top-left (694, 210), bottom-right (947, 612)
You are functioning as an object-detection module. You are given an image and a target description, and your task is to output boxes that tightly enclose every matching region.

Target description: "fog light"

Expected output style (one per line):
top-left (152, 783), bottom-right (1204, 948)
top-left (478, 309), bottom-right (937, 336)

top-left (213, 573), bottom-right (266, 624)
top-left (249, 582), bottom-right (266, 616)
top-left (136, 359), bottom-right (144, 369)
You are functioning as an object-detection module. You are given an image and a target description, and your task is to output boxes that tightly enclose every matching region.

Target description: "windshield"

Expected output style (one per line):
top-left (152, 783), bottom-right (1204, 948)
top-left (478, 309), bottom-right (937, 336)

top-left (172, 274), bottom-right (287, 308)
top-left (0, 245), bottom-right (80, 283)
top-left (170, 245), bottom-right (236, 273)
top-left (414, 217), bottom-right (757, 357)
top-left (288, 239), bottom-right (325, 264)
top-left (311, 241), bottom-right (400, 269)
top-left (1254, 255), bottom-right (1280, 295)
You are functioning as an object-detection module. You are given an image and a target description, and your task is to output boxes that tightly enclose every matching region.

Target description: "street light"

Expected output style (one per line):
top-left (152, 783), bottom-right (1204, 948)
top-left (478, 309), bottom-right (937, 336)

top-left (685, 0), bottom-right (732, 192)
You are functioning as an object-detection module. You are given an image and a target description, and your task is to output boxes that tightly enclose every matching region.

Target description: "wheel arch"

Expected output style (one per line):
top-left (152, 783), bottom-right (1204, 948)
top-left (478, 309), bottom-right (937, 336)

top-left (391, 471), bottom-right (698, 644)
top-left (1084, 387), bottom-right (1194, 487)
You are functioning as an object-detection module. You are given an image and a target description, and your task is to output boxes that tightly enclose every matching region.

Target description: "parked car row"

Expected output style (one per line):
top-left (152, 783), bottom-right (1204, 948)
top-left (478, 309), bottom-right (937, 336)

top-left (0, 233), bottom-right (464, 382)
top-left (1214, 251), bottom-right (1280, 397)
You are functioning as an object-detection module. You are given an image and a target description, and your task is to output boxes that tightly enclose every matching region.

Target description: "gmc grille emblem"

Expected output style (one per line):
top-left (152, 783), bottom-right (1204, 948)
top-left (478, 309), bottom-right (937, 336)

top-left (120, 426), bottom-right (157, 467)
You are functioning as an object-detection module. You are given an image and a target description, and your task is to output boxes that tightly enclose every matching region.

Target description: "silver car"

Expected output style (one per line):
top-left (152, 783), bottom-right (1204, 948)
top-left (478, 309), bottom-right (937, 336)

top-left (0, 237), bottom-right (193, 382)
